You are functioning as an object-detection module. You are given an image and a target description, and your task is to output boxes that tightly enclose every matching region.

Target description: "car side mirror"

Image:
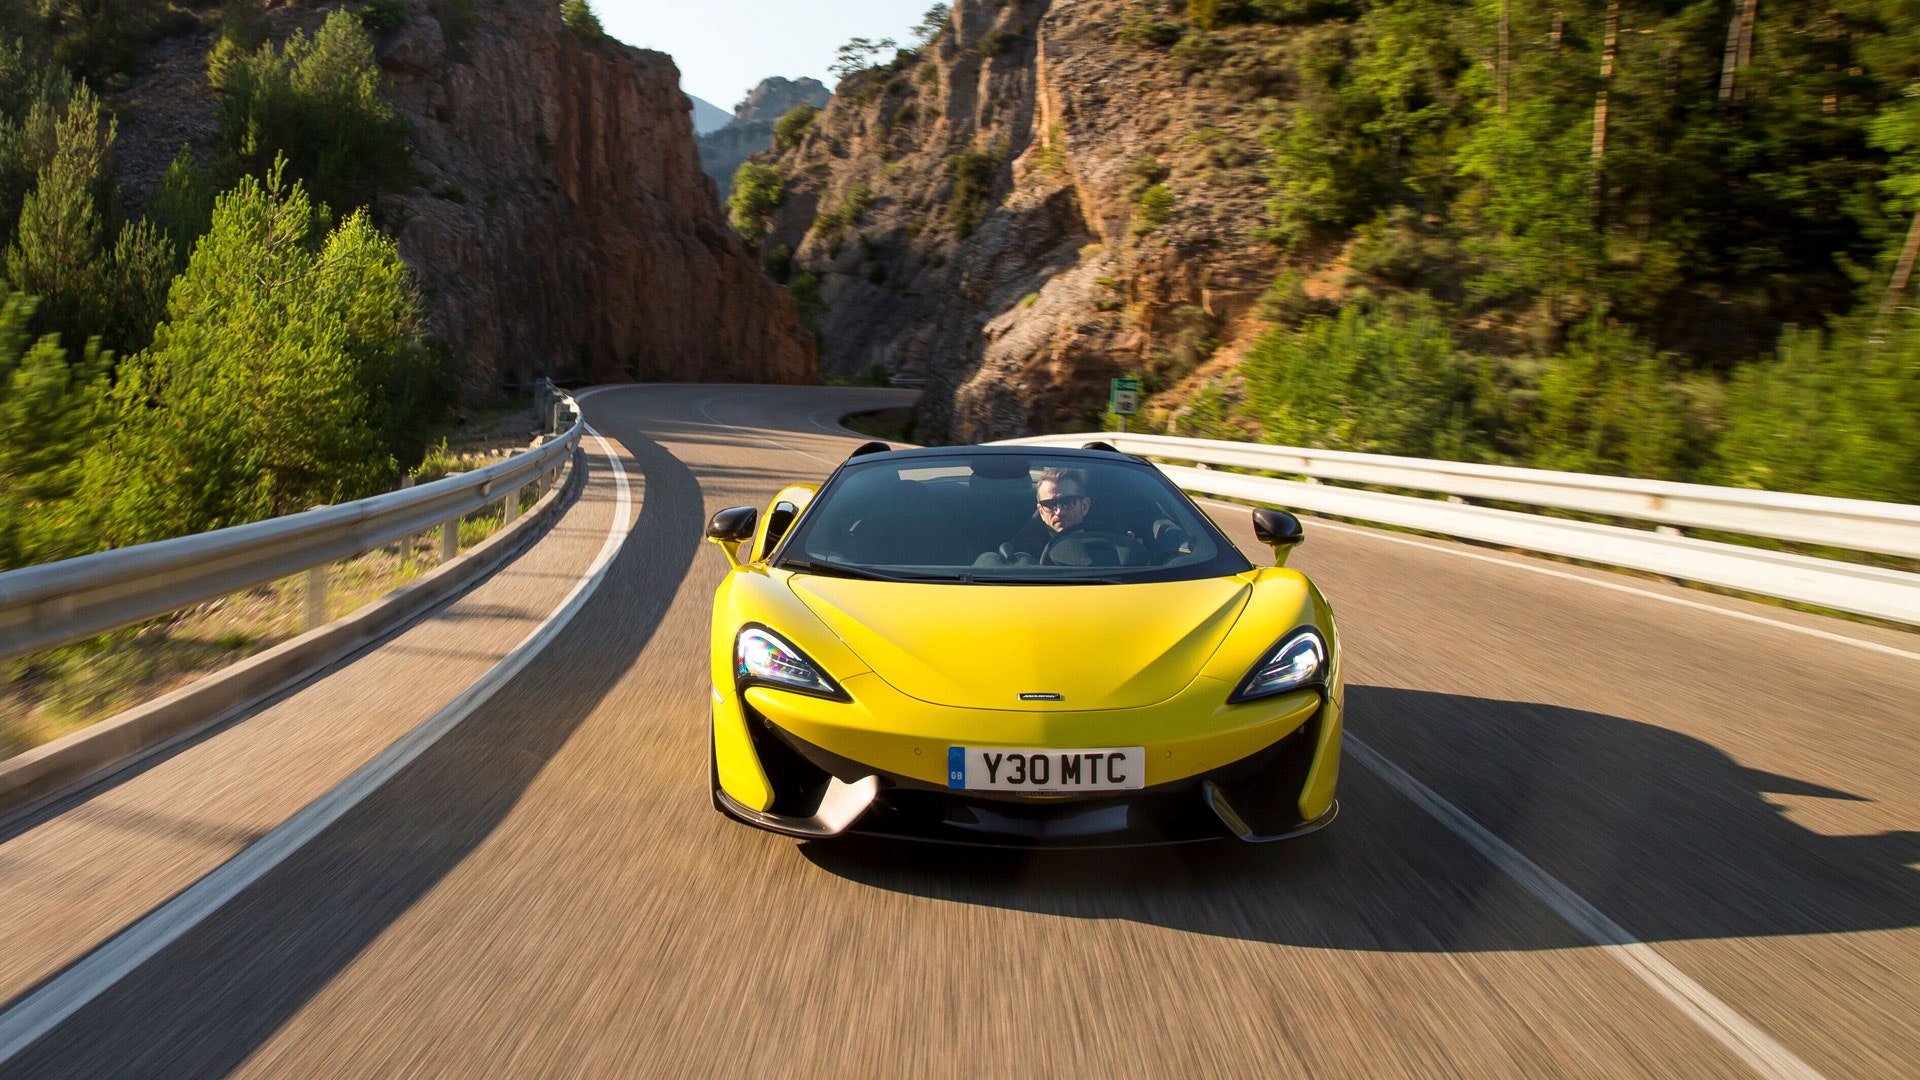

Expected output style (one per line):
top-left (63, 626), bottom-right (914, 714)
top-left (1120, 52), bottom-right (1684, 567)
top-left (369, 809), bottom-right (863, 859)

top-left (706, 506), bottom-right (758, 567)
top-left (1251, 508), bottom-right (1304, 566)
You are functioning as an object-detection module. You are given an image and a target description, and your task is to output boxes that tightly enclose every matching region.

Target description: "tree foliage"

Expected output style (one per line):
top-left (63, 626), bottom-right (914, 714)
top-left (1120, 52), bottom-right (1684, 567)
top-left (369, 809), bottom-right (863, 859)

top-left (830, 37), bottom-right (896, 81)
top-left (910, 4), bottom-right (951, 47)
top-left (0, 285), bottom-right (107, 569)
top-left (728, 162), bottom-right (783, 246)
top-left (0, 11), bottom-right (453, 571)
top-left (1151, 0), bottom-right (1920, 499)
top-left (773, 103), bottom-right (817, 151)
top-left (84, 166), bottom-right (443, 547)
top-left (210, 9), bottom-right (411, 214)
top-left (1243, 303), bottom-right (1473, 458)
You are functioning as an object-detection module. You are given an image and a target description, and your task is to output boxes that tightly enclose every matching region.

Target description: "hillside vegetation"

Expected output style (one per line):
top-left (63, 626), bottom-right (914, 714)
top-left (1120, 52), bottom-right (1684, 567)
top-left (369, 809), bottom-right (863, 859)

top-left (743, 0), bottom-right (1920, 503)
top-left (0, 1), bottom-right (449, 571)
top-left (1166, 0), bottom-right (1920, 500)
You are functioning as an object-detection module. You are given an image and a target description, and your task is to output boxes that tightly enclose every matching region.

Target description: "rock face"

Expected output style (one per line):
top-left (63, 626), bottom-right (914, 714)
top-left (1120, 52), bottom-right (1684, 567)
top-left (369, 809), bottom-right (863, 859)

top-left (749, 0), bottom-right (1282, 441)
top-left (373, 0), bottom-right (815, 390)
top-left (696, 76), bottom-right (831, 205)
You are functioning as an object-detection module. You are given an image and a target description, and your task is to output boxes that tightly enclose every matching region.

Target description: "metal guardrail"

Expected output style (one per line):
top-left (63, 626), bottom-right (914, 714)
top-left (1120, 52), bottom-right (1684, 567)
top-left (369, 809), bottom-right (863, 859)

top-left (1001, 432), bottom-right (1920, 626)
top-left (0, 384), bottom-right (584, 665)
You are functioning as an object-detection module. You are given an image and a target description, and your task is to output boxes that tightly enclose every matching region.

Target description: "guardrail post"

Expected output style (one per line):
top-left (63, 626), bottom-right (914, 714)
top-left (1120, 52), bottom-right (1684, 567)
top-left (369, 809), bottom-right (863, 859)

top-left (441, 519), bottom-right (458, 562)
top-left (504, 485), bottom-right (520, 524)
top-left (305, 565), bottom-right (327, 630)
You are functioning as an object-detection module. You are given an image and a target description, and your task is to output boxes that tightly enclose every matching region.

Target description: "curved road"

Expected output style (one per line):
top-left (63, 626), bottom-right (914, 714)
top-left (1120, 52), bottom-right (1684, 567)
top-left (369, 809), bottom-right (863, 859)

top-left (1, 384), bottom-right (1917, 1077)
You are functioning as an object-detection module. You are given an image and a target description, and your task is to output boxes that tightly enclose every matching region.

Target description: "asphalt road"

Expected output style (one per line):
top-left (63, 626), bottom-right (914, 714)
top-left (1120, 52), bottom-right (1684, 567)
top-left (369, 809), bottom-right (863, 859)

top-left (2, 384), bottom-right (1917, 1077)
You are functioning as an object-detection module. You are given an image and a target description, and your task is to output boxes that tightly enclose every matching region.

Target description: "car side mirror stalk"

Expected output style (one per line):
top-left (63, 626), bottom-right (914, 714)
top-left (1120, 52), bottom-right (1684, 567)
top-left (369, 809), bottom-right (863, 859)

top-left (706, 506), bottom-right (758, 568)
top-left (1251, 508), bottom-right (1305, 566)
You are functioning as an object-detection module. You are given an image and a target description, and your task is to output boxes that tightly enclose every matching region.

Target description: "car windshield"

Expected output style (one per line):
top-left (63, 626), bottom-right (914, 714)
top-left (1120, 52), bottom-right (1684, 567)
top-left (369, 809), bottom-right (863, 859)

top-left (774, 452), bottom-right (1253, 584)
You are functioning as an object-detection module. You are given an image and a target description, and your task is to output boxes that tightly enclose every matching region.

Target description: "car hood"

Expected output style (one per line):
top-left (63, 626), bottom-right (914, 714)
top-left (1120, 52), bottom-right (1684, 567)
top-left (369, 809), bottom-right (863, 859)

top-left (786, 575), bottom-right (1252, 711)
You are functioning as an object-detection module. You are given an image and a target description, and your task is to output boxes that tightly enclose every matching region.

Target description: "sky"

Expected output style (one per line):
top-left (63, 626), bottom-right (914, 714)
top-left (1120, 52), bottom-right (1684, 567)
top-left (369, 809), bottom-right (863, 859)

top-left (595, 1), bottom-right (936, 116)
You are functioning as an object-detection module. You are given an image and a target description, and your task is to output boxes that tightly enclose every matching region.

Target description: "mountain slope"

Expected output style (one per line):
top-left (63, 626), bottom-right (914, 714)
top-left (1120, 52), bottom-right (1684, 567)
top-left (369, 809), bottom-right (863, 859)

top-left (742, 0), bottom-right (1920, 468)
top-left (745, 0), bottom-right (1280, 441)
top-left (696, 76), bottom-right (831, 204)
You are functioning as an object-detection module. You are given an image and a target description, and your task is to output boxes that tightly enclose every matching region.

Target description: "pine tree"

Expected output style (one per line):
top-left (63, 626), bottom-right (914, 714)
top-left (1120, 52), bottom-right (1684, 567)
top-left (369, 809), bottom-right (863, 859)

top-left (84, 165), bottom-right (433, 546)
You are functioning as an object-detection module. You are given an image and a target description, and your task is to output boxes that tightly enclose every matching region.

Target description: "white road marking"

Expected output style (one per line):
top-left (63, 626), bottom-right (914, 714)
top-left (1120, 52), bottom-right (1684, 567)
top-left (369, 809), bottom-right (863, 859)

top-left (1195, 497), bottom-right (1920, 664)
top-left (0, 428), bottom-right (636, 1064)
top-left (1346, 737), bottom-right (1825, 1080)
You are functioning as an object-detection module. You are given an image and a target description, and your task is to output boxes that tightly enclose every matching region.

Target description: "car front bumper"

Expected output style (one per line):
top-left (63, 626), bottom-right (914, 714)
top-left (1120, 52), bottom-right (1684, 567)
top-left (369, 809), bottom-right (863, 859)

top-left (711, 672), bottom-right (1343, 848)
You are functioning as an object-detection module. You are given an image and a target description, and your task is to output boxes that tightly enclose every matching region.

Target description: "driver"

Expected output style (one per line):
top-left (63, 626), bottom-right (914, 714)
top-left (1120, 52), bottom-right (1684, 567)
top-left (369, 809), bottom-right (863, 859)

top-left (997, 467), bottom-right (1147, 567)
top-left (1035, 467), bottom-right (1092, 538)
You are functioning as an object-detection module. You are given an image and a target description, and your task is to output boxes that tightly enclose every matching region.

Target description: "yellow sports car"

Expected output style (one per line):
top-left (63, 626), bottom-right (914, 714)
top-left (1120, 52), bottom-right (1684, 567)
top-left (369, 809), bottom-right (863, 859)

top-left (704, 442), bottom-right (1342, 847)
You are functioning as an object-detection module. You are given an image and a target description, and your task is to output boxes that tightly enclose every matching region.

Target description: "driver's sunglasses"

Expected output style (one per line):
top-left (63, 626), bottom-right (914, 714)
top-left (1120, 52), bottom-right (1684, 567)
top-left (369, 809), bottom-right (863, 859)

top-left (1037, 495), bottom-right (1085, 510)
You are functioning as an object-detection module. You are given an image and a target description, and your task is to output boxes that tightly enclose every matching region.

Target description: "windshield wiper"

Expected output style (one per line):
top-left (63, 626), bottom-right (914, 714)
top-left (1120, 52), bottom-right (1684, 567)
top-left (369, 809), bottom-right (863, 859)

top-left (960, 573), bottom-right (1127, 585)
top-left (778, 559), bottom-right (956, 584)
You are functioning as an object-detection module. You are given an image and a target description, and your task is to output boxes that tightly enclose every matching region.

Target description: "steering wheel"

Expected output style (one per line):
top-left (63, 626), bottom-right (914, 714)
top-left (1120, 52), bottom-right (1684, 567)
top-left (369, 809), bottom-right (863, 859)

top-left (1041, 530), bottom-right (1143, 567)
top-left (994, 542), bottom-right (1038, 566)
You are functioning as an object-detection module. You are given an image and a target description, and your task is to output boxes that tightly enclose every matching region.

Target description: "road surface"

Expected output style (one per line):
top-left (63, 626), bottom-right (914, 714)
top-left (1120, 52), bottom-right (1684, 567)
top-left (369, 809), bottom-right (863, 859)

top-left (1, 384), bottom-right (1915, 1077)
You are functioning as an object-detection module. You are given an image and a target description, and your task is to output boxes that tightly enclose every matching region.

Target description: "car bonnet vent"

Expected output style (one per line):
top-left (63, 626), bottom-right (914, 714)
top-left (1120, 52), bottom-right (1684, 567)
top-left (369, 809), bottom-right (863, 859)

top-left (847, 441), bottom-right (891, 460)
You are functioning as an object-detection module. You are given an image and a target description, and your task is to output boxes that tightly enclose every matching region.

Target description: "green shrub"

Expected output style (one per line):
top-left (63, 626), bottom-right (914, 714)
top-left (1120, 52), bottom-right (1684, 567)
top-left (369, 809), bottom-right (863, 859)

top-left (946, 149), bottom-right (999, 238)
top-left (357, 0), bottom-right (409, 33)
top-left (1122, 155), bottom-right (1167, 201)
top-left (773, 103), bottom-right (817, 151)
top-left (1188, 0), bottom-right (1248, 31)
top-left (761, 242), bottom-right (793, 282)
top-left (1116, 14), bottom-right (1181, 48)
top-left (1532, 316), bottom-right (1701, 481)
top-left (978, 27), bottom-right (1016, 58)
top-left (1716, 313), bottom-right (1920, 501)
top-left (211, 9), bottom-right (412, 214)
top-left (788, 271), bottom-right (827, 327)
top-left (1242, 303), bottom-right (1475, 458)
top-left (560, 0), bottom-right (605, 42)
top-left (1131, 183), bottom-right (1173, 236)
top-left (813, 184), bottom-right (873, 249)
top-left (727, 163), bottom-right (783, 245)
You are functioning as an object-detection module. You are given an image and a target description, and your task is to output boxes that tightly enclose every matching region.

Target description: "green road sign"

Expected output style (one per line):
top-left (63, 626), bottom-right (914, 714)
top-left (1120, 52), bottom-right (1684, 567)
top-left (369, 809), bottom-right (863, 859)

top-left (1109, 377), bottom-right (1141, 416)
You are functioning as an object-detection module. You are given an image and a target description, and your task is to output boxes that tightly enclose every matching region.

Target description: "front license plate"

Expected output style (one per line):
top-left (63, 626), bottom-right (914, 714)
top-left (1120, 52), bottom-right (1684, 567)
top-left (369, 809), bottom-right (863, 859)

top-left (947, 746), bottom-right (1146, 792)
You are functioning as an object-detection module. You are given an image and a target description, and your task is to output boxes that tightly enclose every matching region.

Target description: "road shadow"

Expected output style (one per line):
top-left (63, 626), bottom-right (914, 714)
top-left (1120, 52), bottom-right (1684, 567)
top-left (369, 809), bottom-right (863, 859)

top-left (0, 427), bottom-right (707, 1077)
top-left (801, 685), bottom-right (1920, 953)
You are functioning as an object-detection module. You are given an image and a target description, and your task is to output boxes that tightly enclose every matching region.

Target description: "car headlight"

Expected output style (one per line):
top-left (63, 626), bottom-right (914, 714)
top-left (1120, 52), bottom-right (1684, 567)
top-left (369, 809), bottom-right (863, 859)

top-left (735, 626), bottom-right (846, 700)
top-left (1228, 629), bottom-right (1327, 703)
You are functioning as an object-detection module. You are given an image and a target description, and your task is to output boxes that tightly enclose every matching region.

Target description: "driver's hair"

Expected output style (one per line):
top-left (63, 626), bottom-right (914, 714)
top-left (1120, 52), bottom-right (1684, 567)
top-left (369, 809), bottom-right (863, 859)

top-left (1035, 467), bottom-right (1088, 500)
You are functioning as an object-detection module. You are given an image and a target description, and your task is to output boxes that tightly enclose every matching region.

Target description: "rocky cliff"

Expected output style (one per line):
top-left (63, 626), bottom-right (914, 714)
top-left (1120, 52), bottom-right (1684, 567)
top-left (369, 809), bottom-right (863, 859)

top-left (696, 76), bottom-right (831, 205)
top-left (746, 0), bottom-right (1281, 441)
top-left (113, 0), bottom-right (816, 393)
top-left (376, 0), bottom-right (815, 389)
